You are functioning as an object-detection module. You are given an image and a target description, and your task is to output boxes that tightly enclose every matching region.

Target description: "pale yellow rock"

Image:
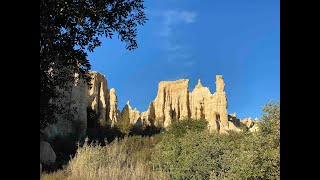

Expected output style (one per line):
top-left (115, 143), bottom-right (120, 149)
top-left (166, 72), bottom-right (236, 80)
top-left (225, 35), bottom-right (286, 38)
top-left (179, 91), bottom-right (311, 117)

top-left (144, 75), bottom-right (230, 133)
top-left (140, 102), bottom-right (155, 126)
top-left (151, 79), bottom-right (190, 128)
top-left (249, 123), bottom-right (259, 132)
top-left (121, 101), bottom-right (141, 125)
top-left (87, 71), bottom-right (108, 126)
top-left (241, 117), bottom-right (253, 128)
top-left (228, 121), bottom-right (241, 132)
top-left (189, 79), bottom-right (210, 120)
top-left (108, 88), bottom-right (120, 127)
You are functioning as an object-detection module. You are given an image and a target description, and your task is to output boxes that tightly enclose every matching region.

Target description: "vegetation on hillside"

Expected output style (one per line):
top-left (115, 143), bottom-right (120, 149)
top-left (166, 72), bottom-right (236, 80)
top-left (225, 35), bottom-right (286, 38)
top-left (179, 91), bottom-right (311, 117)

top-left (41, 101), bottom-right (280, 180)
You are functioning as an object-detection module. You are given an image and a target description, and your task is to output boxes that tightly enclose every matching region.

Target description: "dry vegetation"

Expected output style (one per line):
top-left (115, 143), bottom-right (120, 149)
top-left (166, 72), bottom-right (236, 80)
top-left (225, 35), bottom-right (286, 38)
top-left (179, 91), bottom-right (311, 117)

top-left (41, 136), bottom-right (169, 180)
top-left (41, 101), bottom-right (279, 180)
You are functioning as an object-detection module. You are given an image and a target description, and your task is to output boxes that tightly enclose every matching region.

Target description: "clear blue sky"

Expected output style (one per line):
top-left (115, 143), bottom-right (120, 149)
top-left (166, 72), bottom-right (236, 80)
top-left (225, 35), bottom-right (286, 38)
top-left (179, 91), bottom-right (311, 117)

top-left (87, 0), bottom-right (280, 120)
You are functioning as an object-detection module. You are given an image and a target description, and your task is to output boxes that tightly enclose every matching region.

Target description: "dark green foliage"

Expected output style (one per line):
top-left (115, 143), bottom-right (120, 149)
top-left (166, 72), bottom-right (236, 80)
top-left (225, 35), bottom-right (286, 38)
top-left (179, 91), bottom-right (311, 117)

top-left (115, 107), bottom-right (132, 135)
top-left (40, 0), bottom-right (147, 137)
top-left (130, 124), bottom-right (162, 136)
top-left (151, 101), bottom-right (280, 180)
top-left (48, 133), bottom-right (80, 171)
top-left (167, 118), bottom-right (208, 138)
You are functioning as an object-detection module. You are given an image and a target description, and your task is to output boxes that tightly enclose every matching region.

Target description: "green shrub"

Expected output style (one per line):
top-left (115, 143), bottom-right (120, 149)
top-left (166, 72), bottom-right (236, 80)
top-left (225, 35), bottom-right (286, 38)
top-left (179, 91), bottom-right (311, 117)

top-left (167, 118), bottom-right (208, 138)
top-left (152, 101), bottom-right (280, 179)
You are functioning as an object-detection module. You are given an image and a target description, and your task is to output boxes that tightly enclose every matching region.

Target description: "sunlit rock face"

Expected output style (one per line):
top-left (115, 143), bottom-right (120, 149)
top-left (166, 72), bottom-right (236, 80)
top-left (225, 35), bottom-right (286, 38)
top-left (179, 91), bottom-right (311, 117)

top-left (43, 71), bottom-right (258, 138)
top-left (140, 75), bottom-right (236, 133)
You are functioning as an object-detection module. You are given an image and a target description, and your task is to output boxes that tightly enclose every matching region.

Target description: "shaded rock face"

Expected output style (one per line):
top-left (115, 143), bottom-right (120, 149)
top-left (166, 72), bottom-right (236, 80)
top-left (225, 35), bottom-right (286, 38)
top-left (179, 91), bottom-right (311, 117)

top-left (121, 101), bottom-right (141, 125)
top-left (44, 71), bottom-right (120, 139)
top-left (87, 71), bottom-right (108, 127)
top-left (43, 73), bottom-right (88, 139)
top-left (140, 102), bottom-right (155, 127)
top-left (40, 141), bottom-right (56, 165)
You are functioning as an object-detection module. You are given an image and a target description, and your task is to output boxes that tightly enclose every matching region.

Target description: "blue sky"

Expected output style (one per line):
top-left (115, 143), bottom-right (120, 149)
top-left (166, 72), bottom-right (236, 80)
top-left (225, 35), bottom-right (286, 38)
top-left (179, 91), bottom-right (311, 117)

top-left (88, 0), bottom-right (280, 120)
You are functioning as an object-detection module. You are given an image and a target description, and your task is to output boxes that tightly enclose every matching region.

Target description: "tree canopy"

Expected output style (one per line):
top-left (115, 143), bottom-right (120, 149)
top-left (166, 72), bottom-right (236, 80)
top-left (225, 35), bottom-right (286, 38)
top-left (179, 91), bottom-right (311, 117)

top-left (40, 0), bottom-right (147, 135)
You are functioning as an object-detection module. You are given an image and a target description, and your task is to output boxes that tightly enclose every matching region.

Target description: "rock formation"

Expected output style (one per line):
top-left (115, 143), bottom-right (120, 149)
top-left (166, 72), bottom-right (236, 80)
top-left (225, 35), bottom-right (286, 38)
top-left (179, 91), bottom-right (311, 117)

top-left (140, 102), bottom-right (155, 127)
top-left (241, 117), bottom-right (253, 128)
top-left (40, 141), bottom-right (56, 165)
top-left (108, 88), bottom-right (121, 127)
top-left (43, 71), bottom-right (120, 139)
top-left (150, 79), bottom-right (190, 128)
top-left (43, 71), bottom-right (259, 139)
top-left (140, 75), bottom-right (234, 133)
top-left (249, 123), bottom-right (259, 132)
top-left (87, 71), bottom-right (109, 126)
top-left (121, 101), bottom-right (141, 125)
top-left (43, 73), bottom-right (88, 139)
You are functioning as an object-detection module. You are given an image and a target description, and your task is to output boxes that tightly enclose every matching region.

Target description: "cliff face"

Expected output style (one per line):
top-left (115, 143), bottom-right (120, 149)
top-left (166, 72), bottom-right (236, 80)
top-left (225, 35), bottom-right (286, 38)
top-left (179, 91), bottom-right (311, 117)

top-left (120, 101), bottom-right (141, 125)
top-left (44, 72), bottom-right (258, 138)
top-left (108, 88), bottom-right (121, 127)
top-left (140, 75), bottom-right (232, 133)
top-left (44, 71), bottom-right (120, 139)
top-left (43, 73), bottom-right (88, 139)
top-left (151, 79), bottom-right (190, 128)
top-left (87, 71), bottom-right (109, 126)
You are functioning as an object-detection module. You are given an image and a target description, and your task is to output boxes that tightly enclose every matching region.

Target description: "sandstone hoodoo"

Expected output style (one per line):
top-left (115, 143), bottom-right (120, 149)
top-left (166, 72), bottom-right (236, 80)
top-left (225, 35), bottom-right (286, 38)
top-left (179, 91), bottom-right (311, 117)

top-left (140, 75), bottom-right (239, 133)
top-left (43, 71), bottom-right (258, 138)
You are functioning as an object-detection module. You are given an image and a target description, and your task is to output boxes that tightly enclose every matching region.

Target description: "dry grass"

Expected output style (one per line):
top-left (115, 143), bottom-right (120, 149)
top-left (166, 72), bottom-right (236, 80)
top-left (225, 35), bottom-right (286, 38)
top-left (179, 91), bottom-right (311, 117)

top-left (43, 137), bottom-right (169, 180)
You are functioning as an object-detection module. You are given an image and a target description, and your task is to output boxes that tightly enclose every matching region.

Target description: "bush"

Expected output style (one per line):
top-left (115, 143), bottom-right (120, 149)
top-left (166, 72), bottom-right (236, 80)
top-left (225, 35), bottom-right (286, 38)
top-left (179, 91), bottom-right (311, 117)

top-left (152, 101), bottom-right (280, 179)
top-left (167, 118), bottom-right (208, 138)
top-left (67, 137), bottom-right (169, 180)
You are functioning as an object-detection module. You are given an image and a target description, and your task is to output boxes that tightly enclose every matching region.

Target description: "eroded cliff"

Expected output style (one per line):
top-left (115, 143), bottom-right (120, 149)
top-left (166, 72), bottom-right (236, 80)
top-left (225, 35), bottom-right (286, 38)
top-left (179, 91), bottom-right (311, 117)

top-left (44, 72), bottom-right (258, 139)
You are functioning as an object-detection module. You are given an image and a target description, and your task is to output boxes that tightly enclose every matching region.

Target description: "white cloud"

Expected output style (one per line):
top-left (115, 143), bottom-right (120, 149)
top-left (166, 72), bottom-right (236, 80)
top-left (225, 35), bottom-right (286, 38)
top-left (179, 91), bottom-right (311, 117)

top-left (155, 10), bottom-right (197, 66)
top-left (179, 11), bottom-right (197, 24)
top-left (160, 10), bottom-right (197, 37)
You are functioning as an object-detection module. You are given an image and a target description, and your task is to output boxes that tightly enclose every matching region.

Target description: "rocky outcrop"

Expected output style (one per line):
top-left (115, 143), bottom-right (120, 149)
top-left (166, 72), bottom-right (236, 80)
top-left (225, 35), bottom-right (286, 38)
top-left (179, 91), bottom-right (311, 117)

top-left (151, 79), bottom-right (190, 127)
top-left (44, 71), bottom-right (120, 139)
top-left (87, 71), bottom-right (109, 127)
top-left (43, 73), bottom-right (88, 139)
top-left (40, 163), bottom-right (42, 175)
top-left (242, 117), bottom-right (253, 128)
top-left (249, 123), bottom-right (259, 132)
top-left (139, 75), bottom-right (232, 133)
top-left (40, 141), bottom-right (56, 165)
top-left (108, 88), bottom-right (120, 127)
top-left (140, 102), bottom-right (155, 127)
top-left (43, 71), bottom-right (259, 138)
top-left (121, 101), bottom-right (141, 125)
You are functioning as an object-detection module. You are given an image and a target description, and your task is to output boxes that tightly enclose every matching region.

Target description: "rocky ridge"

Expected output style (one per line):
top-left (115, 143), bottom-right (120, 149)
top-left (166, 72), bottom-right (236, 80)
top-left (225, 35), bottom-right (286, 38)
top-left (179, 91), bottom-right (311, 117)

top-left (43, 71), bottom-right (259, 139)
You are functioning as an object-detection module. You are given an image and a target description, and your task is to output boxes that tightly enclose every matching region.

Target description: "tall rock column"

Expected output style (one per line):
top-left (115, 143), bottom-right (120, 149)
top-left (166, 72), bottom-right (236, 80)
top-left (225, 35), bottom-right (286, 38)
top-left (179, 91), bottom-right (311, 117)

top-left (153, 79), bottom-right (190, 128)
top-left (215, 75), bottom-right (229, 129)
top-left (87, 71), bottom-right (109, 127)
top-left (108, 88), bottom-right (120, 127)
